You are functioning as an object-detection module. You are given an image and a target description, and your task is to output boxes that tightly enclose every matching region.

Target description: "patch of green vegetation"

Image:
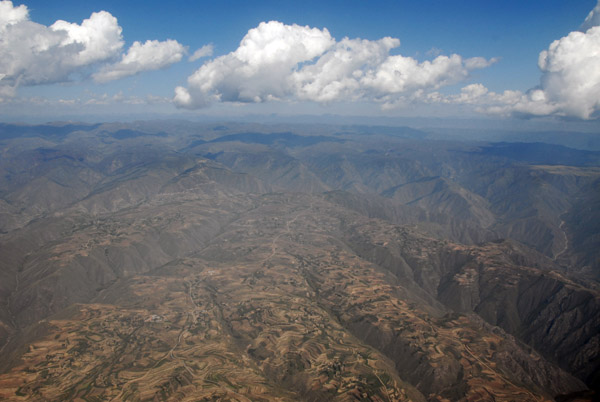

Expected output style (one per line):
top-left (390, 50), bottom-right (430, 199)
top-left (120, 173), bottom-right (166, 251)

top-left (15, 387), bottom-right (27, 396)
top-left (358, 350), bottom-right (372, 360)
top-left (378, 372), bottom-right (391, 385)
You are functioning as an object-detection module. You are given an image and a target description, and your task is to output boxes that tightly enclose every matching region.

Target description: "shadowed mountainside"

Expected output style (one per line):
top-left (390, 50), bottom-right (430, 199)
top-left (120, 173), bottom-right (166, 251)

top-left (0, 121), bottom-right (598, 401)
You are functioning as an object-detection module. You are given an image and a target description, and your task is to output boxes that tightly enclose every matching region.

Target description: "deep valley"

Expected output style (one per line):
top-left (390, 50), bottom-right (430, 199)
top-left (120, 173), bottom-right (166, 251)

top-left (0, 121), bottom-right (598, 401)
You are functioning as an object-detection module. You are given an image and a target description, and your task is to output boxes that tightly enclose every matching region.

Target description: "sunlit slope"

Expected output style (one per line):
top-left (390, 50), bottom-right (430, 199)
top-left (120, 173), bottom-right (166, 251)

top-left (0, 122), bottom-right (598, 400)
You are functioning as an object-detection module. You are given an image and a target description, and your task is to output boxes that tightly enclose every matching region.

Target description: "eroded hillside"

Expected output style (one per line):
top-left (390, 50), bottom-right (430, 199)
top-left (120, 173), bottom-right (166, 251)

top-left (0, 122), bottom-right (598, 401)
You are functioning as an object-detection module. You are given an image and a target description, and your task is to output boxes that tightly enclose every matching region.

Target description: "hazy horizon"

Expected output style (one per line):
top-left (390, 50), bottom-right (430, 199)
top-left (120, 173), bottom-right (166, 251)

top-left (1, 0), bottom-right (599, 128)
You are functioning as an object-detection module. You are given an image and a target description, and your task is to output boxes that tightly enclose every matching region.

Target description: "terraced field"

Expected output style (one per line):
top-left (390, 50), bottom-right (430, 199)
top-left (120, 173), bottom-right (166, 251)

top-left (0, 122), bottom-right (598, 401)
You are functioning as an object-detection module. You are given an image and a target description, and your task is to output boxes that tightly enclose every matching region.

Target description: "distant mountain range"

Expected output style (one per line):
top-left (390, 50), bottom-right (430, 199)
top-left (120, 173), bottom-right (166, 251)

top-left (0, 121), bottom-right (598, 401)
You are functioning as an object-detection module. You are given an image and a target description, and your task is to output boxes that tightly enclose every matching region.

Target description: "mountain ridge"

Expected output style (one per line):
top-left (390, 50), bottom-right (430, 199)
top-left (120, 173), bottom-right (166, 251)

top-left (0, 121), bottom-right (598, 400)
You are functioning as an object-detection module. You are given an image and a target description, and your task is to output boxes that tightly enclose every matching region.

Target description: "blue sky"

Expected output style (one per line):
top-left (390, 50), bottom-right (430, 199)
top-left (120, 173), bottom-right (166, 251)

top-left (1, 0), bottom-right (599, 123)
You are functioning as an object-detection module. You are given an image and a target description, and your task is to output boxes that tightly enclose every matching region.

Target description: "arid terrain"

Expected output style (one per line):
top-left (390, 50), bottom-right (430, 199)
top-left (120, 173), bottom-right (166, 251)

top-left (0, 121), bottom-right (598, 401)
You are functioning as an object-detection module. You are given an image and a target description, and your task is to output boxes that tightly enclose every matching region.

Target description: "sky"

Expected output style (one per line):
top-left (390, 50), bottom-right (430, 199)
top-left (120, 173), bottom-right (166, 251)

top-left (0, 0), bottom-right (599, 124)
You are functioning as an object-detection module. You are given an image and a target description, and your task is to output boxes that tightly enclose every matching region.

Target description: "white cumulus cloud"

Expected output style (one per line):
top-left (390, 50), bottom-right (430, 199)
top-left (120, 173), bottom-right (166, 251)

top-left (175, 20), bottom-right (494, 109)
top-left (189, 44), bottom-right (214, 61)
top-left (444, 2), bottom-right (600, 120)
top-left (0, 1), bottom-right (124, 92)
top-left (0, 0), bottom-right (27, 31)
top-left (582, 0), bottom-right (600, 31)
top-left (0, 0), bottom-right (187, 99)
top-left (94, 39), bottom-right (186, 82)
top-left (175, 21), bottom-right (335, 108)
top-left (50, 11), bottom-right (124, 66)
top-left (534, 25), bottom-right (600, 118)
top-left (291, 37), bottom-right (399, 102)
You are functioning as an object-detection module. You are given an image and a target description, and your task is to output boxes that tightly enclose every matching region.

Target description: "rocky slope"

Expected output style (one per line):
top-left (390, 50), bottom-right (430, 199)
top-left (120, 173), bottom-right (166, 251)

top-left (0, 121), bottom-right (598, 401)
